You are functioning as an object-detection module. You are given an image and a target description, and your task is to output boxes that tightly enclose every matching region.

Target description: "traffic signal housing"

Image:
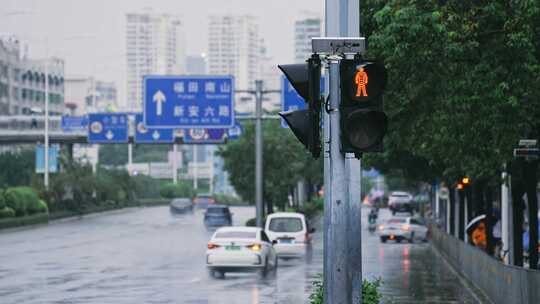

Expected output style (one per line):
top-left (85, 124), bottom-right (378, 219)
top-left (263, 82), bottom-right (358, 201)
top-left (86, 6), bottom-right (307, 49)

top-left (278, 55), bottom-right (322, 158)
top-left (340, 58), bottom-right (388, 156)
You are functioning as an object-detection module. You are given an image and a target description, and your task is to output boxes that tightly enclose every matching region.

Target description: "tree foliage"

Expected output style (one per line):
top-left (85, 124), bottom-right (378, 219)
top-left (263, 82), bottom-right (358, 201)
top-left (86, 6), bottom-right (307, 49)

top-left (0, 149), bottom-right (35, 188)
top-left (362, 0), bottom-right (540, 184)
top-left (217, 120), bottom-right (322, 212)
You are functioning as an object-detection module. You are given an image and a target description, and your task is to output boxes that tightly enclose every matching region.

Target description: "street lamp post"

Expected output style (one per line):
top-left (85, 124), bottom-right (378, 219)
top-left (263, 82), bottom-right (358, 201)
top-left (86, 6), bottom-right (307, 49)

top-left (44, 40), bottom-right (50, 189)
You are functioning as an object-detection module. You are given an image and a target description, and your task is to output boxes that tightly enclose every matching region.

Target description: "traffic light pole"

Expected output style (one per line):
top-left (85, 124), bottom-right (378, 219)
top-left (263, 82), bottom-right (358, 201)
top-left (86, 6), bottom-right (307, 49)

top-left (324, 0), bottom-right (363, 303)
top-left (324, 57), bottom-right (352, 303)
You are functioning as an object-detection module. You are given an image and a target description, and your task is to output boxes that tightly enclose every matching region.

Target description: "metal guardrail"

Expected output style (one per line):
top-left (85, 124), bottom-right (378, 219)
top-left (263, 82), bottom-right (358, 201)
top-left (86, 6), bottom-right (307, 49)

top-left (431, 224), bottom-right (540, 304)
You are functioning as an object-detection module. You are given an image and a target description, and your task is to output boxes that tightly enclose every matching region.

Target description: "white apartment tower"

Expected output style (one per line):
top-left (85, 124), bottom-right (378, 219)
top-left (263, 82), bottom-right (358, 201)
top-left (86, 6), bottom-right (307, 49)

top-left (208, 15), bottom-right (260, 91)
top-left (126, 10), bottom-right (186, 111)
top-left (294, 14), bottom-right (322, 63)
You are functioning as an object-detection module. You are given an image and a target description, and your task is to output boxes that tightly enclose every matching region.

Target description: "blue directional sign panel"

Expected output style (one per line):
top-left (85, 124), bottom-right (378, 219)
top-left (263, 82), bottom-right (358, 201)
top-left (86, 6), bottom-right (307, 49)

top-left (227, 121), bottom-right (243, 141)
top-left (281, 75), bottom-right (325, 128)
top-left (87, 113), bottom-right (128, 143)
top-left (144, 75), bottom-right (234, 129)
top-left (183, 128), bottom-right (227, 144)
top-left (61, 115), bottom-right (88, 132)
top-left (134, 114), bottom-right (174, 144)
top-left (35, 144), bottom-right (59, 173)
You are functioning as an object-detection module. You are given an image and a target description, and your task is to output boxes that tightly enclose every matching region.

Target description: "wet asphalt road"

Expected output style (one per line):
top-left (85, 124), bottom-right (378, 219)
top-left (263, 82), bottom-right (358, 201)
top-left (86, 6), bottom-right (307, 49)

top-left (0, 205), bottom-right (483, 303)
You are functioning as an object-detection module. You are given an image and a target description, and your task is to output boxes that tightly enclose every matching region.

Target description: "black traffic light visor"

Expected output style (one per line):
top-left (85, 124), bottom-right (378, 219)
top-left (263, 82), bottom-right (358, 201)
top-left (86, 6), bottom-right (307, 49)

top-left (279, 109), bottom-right (310, 149)
top-left (278, 64), bottom-right (309, 100)
top-left (346, 110), bottom-right (388, 150)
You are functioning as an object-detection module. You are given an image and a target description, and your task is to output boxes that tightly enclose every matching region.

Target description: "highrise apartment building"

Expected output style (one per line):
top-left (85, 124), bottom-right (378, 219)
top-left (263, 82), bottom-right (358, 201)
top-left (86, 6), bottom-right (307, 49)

top-left (208, 15), bottom-right (261, 92)
top-left (125, 10), bottom-right (185, 111)
top-left (294, 14), bottom-right (322, 63)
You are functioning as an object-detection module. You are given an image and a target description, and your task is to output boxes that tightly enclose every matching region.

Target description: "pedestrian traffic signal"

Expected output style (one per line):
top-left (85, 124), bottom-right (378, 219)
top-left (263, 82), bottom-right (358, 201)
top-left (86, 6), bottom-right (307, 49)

top-left (278, 54), bottom-right (322, 158)
top-left (340, 58), bottom-right (388, 156)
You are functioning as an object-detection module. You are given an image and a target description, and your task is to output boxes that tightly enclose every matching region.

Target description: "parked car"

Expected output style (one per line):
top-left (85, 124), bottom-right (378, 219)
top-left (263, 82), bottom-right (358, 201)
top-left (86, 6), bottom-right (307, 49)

top-left (169, 198), bottom-right (193, 214)
top-left (265, 212), bottom-right (314, 258)
top-left (204, 205), bottom-right (232, 227)
top-left (194, 194), bottom-right (216, 209)
top-left (378, 216), bottom-right (428, 243)
top-left (206, 226), bottom-right (278, 278)
top-left (388, 191), bottom-right (414, 215)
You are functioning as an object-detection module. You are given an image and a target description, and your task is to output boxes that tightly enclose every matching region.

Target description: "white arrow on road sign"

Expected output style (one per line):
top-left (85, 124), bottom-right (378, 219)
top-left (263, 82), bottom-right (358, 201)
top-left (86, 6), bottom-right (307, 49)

top-left (105, 130), bottom-right (114, 140)
top-left (152, 130), bottom-right (160, 140)
top-left (153, 90), bottom-right (166, 116)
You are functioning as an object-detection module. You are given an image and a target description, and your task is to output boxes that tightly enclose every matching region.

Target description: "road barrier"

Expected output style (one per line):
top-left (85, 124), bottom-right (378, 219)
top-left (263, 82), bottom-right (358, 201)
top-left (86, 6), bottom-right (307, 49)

top-left (431, 225), bottom-right (540, 304)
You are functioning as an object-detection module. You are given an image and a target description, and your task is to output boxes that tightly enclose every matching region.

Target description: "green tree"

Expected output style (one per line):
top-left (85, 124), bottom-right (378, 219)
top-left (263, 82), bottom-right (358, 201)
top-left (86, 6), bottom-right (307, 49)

top-left (217, 120), bottom-right (322, 214)
top-left (361, 0), bottom-right (540, 185)
top-left (0, 149), bottom-right (35, 188)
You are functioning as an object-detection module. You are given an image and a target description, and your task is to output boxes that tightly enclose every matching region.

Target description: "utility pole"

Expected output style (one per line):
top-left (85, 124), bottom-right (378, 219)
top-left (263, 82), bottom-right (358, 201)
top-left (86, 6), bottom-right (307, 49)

top-left (172, 144), bottom-right (178, 184)
top-left (237, 82), bottom-right (280, 228)
top-left (255, 80), bottom-right (264, 227)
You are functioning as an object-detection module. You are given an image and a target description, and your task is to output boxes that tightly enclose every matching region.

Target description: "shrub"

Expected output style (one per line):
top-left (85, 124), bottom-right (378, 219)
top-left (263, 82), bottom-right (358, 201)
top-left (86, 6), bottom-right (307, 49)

top-left (214, 193), bottom-right (245, 205)
top-left (131, 175), bottom-right (161, 199)
top-left (298, 197), bottom-right (324, 219)
top-left (159, 182), bottom-right (195, 199)
top-left (4, 187), bottom-right (39, 216)
top-left (0, 207), bottom-right (15, 219)
top-left (0, 191), bottom-right (5, 209)
top-left (36, 200), bottom-right (48, 214)
top-left (309, 275), bottom-right (382, 304)
top-left (245, 216), bottom-right (267, 227)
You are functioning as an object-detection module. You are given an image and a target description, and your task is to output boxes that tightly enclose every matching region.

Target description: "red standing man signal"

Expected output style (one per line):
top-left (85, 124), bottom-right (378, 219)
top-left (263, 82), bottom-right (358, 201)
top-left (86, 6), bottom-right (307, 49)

top-left (354, 67), bottom-right (368, 97)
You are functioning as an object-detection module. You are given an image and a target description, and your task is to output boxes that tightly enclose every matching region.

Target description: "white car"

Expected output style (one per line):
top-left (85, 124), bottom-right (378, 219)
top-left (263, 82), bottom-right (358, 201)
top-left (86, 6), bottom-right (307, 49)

top-left (265, 212), bottom-right (314, 258)
top-left (378, 217), bottom-right (428, 243)
top-left (206, 226), bottom-right (277, 278)
top-left (388, 191), bottom-right (414, 215)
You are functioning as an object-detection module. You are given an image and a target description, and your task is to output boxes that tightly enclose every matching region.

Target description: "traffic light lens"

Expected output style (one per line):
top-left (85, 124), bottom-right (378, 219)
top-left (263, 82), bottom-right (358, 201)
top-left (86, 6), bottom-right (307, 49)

top-left (346, 110), bottom-right (388, 150)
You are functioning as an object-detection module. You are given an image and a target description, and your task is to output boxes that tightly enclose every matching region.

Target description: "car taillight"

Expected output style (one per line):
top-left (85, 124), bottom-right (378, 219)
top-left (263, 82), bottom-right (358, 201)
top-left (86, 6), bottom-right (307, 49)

top-left (247, 244), bottom-right (262, 252)
top-left (304, 232), bottom-right (310, 243)
top-left (402, 224), bottom-right (410, 231)
top-left (379, 225), bottom-right (385, 230)
top-left (207, 243), bottom-right (220, 249)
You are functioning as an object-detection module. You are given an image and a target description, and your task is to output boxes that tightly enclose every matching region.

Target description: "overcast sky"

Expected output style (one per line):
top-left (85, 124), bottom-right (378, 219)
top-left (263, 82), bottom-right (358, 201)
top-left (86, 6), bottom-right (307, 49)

top-left (0, 0), bottom-right (324, 106)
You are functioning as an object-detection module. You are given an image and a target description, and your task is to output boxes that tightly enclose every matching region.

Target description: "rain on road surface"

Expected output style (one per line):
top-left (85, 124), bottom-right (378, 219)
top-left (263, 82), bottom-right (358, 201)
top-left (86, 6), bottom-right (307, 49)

top-left (0, 205), bottom-right (484, 303)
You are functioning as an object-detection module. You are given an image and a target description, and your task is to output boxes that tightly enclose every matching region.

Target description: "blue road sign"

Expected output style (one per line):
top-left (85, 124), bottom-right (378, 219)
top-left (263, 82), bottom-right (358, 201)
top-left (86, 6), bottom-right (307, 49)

top-left (183, 128), bottom-right (227, 144)
top-left (88, 113), bottom-right (128, 143)
top-left (36, 144), bottom-right (59, 173)
top-left (144, 75), bottom-right (234, 129)
top-left (61, 115), bottom-right (88, 132)
top-left (228, 121), bottom-right (243, 141)
top-left (281, 75), bottom-right (325, 128)
top-left (134, 113), bottom-right (174, 144)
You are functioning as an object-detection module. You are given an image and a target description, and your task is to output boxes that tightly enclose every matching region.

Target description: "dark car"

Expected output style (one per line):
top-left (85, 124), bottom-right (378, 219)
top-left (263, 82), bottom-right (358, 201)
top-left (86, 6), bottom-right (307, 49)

top-left (169, 198), bottom-right (193, 214)
top-left (194, 194), bottom-right (216, 209)
top-left (204, 205), bottom-right (232, 227)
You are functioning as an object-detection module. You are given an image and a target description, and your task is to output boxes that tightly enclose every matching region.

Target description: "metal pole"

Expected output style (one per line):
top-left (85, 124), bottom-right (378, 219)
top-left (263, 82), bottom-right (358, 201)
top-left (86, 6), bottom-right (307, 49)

top-left (346, 153), bottom-right (362, 303)
top-left (128, 143), bottom-right (133, 173)
top-left (172, 144), bottom-right (178, 184)
top-left (324, 56), bottom-right (350, 304)
top-left (322, 63), bottom-right (332, 304)
top-left (502, 167), bottom-right (510, 263)
top-left (325, 0), bottom-right (361, 302)
top-left (193, 145), bottom-right (198, 189)
top-left (255, 80), bottom-right (264, 227)
top-left (44, 42), bottom-right (49, 189)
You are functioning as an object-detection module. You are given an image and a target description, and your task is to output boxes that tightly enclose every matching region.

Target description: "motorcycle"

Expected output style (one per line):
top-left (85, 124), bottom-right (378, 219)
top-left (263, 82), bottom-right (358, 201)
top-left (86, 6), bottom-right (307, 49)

top-left (368, 217), bottom-right (377, 233)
